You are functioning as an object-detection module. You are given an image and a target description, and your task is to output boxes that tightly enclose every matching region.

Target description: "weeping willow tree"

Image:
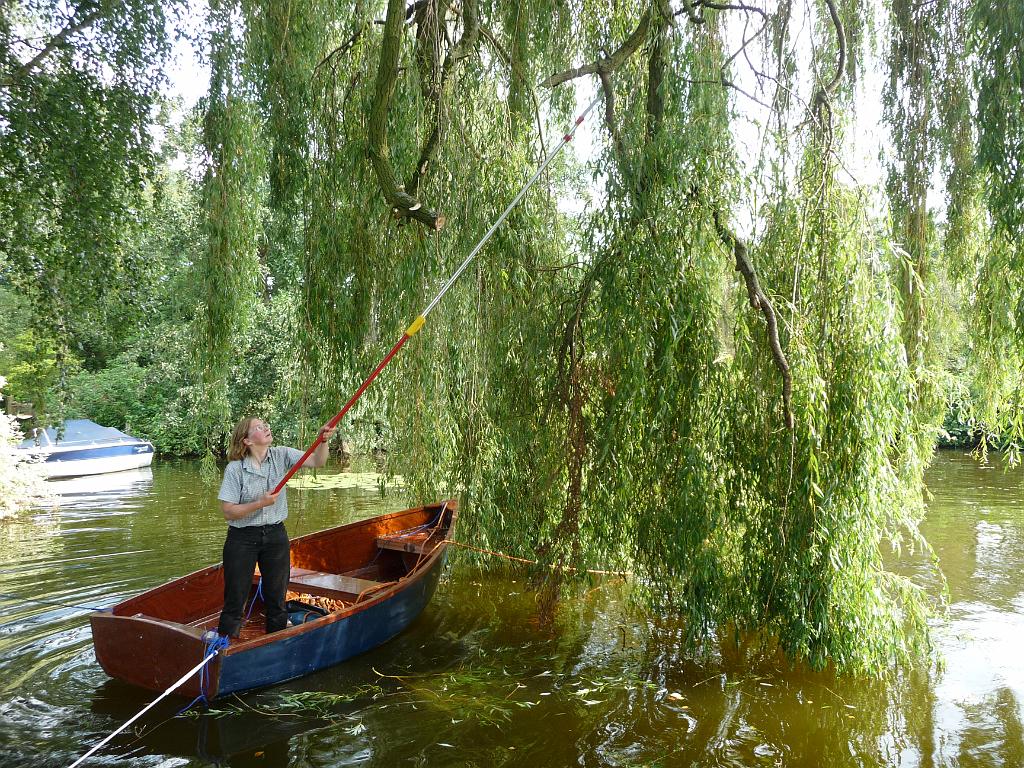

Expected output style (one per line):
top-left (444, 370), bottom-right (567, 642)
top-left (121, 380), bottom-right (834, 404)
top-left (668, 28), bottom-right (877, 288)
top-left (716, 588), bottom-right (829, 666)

top-left (194, 0), bottom-right (266, 472)
top-left (968, 2), bottom-right (1024, 462)
top-left (7, 0), bottom-right (997, 672)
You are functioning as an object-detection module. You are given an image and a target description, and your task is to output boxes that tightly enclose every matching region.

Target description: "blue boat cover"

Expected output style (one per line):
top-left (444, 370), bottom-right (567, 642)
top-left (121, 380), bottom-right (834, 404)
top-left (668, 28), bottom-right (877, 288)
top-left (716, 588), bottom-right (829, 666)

top-left (18, 419), bottom-right (142, 448)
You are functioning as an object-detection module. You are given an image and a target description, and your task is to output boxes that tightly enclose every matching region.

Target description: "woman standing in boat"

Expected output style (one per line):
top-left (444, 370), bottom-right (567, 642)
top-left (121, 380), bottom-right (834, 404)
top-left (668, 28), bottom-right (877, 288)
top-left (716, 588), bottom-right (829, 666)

top-left (214, 417), bottom-right (335, 639)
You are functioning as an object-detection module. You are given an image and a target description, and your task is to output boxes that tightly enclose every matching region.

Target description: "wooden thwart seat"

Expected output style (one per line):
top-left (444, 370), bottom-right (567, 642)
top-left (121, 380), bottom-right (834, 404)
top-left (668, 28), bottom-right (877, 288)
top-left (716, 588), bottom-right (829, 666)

top-left (288, 567), bottom-right (384, 598)
top-left (376, 529), bottom-right (441, 554)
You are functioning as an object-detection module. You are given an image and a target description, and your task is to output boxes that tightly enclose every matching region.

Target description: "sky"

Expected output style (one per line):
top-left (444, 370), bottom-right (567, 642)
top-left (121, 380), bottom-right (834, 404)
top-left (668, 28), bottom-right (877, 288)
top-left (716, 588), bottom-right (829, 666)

top-left (163, 5), bottom-right (210, 113)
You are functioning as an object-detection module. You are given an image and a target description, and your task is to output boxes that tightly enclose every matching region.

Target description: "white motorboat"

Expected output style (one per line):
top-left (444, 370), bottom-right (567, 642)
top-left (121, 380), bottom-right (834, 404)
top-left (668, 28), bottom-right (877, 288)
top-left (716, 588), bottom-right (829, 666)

top-left (18, 419), bottom-right (155, 478)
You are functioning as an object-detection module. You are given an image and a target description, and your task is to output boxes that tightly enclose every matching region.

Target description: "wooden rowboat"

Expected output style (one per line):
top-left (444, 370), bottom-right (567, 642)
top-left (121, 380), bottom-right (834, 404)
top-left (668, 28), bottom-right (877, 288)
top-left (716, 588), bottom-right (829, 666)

top-left (89, 500), bottom-right (456, 699)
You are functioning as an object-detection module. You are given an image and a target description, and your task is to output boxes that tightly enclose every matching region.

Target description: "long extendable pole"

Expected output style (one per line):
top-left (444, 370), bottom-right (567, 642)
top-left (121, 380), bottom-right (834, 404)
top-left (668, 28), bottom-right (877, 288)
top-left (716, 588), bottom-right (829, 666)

top-left (272, 94), bottom-right (601, 495)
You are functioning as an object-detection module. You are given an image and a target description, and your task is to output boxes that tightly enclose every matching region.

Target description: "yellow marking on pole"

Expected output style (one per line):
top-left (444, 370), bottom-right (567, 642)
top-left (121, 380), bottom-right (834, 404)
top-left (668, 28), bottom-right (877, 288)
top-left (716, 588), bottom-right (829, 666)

top-left (405, 315), bottom-right (426, 337)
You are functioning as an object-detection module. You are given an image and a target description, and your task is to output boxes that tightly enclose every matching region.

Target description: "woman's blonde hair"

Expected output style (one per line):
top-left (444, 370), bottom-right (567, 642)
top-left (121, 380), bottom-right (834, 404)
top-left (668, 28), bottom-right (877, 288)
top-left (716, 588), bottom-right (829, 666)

top-left (227, 417), bottom-right (259, 461)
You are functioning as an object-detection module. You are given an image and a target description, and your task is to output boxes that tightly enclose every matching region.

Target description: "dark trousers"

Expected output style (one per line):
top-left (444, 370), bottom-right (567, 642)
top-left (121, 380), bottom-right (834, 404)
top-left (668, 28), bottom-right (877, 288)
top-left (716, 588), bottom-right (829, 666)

top-left (217, 523), bottom-right (290, 637)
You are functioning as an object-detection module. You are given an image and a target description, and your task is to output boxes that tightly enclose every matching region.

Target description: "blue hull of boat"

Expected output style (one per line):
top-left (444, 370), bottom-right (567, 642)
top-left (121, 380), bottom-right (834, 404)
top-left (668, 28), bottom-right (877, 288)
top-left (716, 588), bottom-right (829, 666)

top-left (40, 443), bottom-right (154, 463)
top-left (217, 556), bottom-right (443, 696)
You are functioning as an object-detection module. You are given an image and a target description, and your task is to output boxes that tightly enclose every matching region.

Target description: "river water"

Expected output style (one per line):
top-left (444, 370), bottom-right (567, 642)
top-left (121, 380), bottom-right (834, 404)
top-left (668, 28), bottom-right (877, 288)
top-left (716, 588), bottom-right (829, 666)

top-left (0, 451), bottom-right (1020, 767)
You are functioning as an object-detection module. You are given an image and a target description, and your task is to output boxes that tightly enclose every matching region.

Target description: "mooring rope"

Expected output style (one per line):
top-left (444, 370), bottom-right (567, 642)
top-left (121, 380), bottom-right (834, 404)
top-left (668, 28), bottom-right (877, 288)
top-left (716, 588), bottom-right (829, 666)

top-left (67, 636), bottom-right (228, 768)
top-left (439, 539), bottom-right (631, 577)
top-left (0, 592), bottom-right (111, 613)
top-left (271, 94), bottom-right (603, 498)
top-left (177, 632), bottom-right (231, 715)
top-left (381, 504), bottom-right (630, 578)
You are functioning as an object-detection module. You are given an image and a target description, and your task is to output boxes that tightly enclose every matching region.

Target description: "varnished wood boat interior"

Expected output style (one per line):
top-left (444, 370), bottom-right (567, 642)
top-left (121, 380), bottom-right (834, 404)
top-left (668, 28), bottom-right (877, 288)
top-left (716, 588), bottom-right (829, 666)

top-left (109, 501), bottom-right (456, 646)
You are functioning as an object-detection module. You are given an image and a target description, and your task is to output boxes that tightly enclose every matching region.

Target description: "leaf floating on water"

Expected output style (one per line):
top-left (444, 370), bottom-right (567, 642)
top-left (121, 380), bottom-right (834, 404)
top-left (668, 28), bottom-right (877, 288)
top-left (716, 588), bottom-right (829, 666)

top-left (667, 692), bottom-right (685, 701)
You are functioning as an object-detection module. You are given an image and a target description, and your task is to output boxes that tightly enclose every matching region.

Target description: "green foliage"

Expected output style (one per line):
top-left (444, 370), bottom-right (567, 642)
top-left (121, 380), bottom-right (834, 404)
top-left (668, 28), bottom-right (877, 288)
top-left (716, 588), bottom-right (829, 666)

top-left (967, 2), bottom-right (1024, 459)
top-left (2, 330), bottom-right (62, 418)
top-left (0, 288), bottom-right (64, 414)
top-left (972, 2), bottom-right (1024, 241)
top-left (0, 0), bottom-right (173, 376)
top-left (197, 1), bottom-right (265, 381)
top-left (62, 324), bottom-right (202, 455)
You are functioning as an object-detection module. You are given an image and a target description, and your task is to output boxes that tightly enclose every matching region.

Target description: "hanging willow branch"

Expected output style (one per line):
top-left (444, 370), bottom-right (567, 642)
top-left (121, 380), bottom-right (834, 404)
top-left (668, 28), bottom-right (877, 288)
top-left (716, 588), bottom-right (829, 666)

top-left (367, 0), bottom-right (446, 229)
top-left (713, 211), bottom-right (794, 429)
top-left (408, 0), bottom-right (480, 197)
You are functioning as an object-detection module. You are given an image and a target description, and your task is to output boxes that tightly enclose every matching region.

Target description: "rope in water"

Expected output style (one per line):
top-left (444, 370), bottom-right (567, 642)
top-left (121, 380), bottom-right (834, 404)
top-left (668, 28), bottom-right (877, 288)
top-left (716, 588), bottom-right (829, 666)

top-left (0, 592), bottom-right (111, 613)
top-left (439, 539), bottom-right (631, 577)
top-left (271, 94), bottom-right (603, 497)
top-left (67, 635), bottom-right (228, 768)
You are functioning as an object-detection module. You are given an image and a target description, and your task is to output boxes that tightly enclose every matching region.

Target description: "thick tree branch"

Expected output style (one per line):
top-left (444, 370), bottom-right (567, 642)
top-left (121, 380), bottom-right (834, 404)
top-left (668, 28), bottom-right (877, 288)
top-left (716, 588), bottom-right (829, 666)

top-left (598, 70), bottom-right (627, 161)
top-left (314, 1), bottom-right (432, 76)
top-left (820, 0), bottom-right (846, 98)
top-left (676, 0), bottom-right (705, 25)
top-left (645, 8), bottom-right (668, 142)
top-left (713, 211), bottom-right (794, 430)
top-left (408, 0), bottom-right (479, 196)
top-left (692, 0), bottom-right (769, 22)
top-left (541, 10), bottom-right (652, 88)
top-left (7, 6), bottom-right (103, 81)
top-left (367, 0), bottom-right (445, 229)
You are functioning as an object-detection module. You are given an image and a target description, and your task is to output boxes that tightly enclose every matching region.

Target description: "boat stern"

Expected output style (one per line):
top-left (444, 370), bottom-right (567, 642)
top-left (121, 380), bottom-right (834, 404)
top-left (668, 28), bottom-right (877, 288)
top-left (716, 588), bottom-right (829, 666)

top-left (90, 611), bottom-right (222, 699)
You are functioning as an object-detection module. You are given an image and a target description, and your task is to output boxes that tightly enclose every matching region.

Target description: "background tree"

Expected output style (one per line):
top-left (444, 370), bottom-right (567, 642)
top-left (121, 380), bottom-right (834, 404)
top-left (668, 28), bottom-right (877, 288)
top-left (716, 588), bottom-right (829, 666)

top-left (0, 0), bottom-right (173, 413)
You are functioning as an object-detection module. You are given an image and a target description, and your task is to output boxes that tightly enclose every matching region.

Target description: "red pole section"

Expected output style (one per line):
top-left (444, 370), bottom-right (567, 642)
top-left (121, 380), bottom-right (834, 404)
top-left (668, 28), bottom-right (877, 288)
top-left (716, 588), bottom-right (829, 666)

top-left (271, 332), bottom-right (412, 494)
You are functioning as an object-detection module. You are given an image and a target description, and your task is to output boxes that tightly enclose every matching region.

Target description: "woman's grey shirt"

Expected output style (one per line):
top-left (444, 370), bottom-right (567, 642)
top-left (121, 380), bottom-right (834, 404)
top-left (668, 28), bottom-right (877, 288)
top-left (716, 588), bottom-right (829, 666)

top-left (218, 446), bottom-right (305, 528)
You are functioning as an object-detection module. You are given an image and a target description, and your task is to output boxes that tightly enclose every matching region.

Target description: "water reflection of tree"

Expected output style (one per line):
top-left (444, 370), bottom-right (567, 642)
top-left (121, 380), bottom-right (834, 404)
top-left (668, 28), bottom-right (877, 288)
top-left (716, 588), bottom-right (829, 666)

top-left (625, 621), bottom-right (948, 767)
top-left (922, 452), bottom-right (1024, 609)
top-left (901, 662), bottom-right (939, 768)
